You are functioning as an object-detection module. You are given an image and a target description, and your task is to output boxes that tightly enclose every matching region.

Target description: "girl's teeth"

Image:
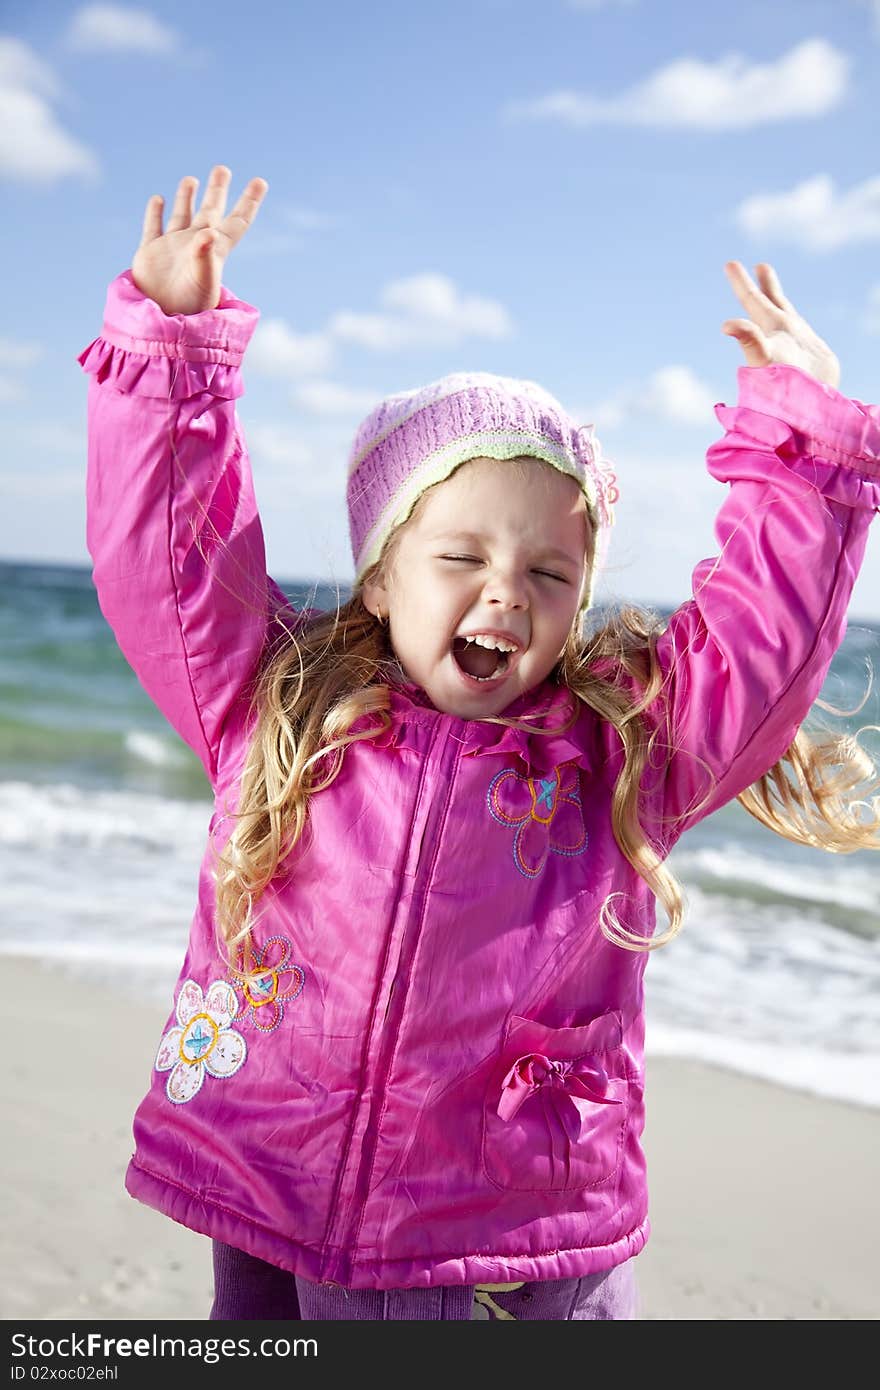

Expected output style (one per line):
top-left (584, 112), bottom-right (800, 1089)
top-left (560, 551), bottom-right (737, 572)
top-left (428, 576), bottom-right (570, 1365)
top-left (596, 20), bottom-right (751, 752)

top-left (464, 635), bottom-right (516, 653)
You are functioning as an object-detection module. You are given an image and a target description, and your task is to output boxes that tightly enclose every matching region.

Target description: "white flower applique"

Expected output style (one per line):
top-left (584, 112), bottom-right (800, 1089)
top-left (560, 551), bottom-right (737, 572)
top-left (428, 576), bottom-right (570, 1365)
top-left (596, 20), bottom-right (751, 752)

top-left (155, 979), bottom-right (247, 1105)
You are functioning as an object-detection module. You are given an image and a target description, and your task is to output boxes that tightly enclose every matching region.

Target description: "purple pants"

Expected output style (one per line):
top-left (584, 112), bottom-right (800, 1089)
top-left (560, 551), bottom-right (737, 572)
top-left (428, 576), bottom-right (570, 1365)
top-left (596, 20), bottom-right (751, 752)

top-left (210, 1241), bottom-right (640, 1320)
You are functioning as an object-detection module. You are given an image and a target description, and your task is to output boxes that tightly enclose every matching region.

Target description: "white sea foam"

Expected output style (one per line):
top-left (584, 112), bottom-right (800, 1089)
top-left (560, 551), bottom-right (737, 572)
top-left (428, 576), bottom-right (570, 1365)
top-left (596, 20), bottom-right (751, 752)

top-left (672, 840), bottom-right (879, 912)
top-left (644, 886), bottom-right (880, 1067)
top-left (124, 730), bottom-right (190, 768)
top-left (0, 780), bottom-right (208, 1004)
top-left (0, 779), bottom-right (209, 851)
top-left (645, 1024), bottom-right (880, 1109)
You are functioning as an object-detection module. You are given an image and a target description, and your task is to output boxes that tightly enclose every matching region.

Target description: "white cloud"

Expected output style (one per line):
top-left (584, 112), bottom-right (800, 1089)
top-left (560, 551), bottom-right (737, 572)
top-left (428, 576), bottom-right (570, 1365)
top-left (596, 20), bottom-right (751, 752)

top-left (0, 337), bottom-right (43, 368)
top-left (327, 310), bottom-right (402, 352)
top-left (248, 423), bottom-right (315, 469)
top-left (0, 38), bottom-right (99, 183)
top-left (248, 424), bottom-right (343, 497)
top-left (599, 446), bottom-right (721, 598)
top-left (639, 366), bottom-right (719, 425)
top-left (248, 320), bottom-right (334, 377)
top-left (0, 36), bottom-right (58, 97)
top-left (292, 381), bottom-right (381, 417)
top-left (504, 38), bottom-right (847, 130)
top-left (249, 272), bottom-right (512, 378)
top-left (329, 273), bottom-right (513, 351)
top-left (735, 173), bottom-right (880, 252)
top-left (67, 4), bottom-right (179, 55)
top-left (577, 364), bottom-right (719, 430)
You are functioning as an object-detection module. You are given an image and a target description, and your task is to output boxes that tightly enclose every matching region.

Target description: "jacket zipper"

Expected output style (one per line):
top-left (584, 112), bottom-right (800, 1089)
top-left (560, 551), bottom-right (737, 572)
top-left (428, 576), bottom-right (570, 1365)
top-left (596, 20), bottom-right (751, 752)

top-left (321, 716), bottom-right (461, 1283)
top-left (382, 981), bottom-right (395, 1022)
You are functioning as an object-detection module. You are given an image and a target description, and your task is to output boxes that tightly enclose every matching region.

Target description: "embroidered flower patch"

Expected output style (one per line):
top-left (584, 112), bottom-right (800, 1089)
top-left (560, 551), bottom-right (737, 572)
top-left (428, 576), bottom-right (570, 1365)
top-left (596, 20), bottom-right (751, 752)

top-left (487, 762), bottom-right (587, 879)
top-left (155, 979), bottom-right (247, 1105)
top-left (229, 935), bottom-right (305, 1034)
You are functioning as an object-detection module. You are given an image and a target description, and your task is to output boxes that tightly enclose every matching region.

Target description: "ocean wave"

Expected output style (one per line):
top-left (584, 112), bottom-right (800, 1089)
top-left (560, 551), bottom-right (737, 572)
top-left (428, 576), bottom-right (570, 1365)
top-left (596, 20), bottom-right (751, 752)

top-left (0, 779), bottom-right (210, 852)
top-left (645, 1024), bottom-right (880, 1109)
top-left (124, 731), bottom-right (192, 768)
top-left (646, 886), bottom-right (880, 1060)
top-left (673, 841), bottom-right (878, 911)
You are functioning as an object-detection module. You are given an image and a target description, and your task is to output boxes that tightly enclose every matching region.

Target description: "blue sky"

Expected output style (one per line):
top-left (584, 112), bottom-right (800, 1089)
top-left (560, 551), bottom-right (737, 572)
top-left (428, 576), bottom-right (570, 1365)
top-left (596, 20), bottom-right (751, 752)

top-left (2, 0), bottom-right (879, 620)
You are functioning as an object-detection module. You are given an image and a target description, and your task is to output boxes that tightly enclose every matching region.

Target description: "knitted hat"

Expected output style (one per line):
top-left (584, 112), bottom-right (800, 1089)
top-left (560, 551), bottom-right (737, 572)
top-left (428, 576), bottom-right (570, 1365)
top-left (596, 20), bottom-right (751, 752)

top-left (346, 371), bottom-right (618, 613)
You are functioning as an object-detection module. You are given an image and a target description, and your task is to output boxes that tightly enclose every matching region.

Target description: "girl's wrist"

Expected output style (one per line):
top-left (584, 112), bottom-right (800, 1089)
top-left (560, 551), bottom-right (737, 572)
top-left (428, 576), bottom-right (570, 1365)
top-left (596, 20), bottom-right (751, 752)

top-left (98, 271), bottom-right (260, 364)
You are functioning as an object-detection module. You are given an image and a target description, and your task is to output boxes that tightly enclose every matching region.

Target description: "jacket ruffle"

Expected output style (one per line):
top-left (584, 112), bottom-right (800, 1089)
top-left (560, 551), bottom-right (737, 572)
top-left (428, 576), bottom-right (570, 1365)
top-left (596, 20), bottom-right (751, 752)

top-left (714, 369), bottom-right (880, 514)
top-left (350, 678), bottom-right (591, 778)
top-left (458, 707), bottom-right (588, 778)
top-left (777, 454), bottom-right (880, 511)
top-left (772, 450), bottom-right (873, 511)
top-left (714, 404), bottom-right (880, 513)
top-left (77, 268), bottom-right (260, 401)
top-left (78, 334), bottom-right (246, 401)
top-left (733, 363), bottom-right (880, 469)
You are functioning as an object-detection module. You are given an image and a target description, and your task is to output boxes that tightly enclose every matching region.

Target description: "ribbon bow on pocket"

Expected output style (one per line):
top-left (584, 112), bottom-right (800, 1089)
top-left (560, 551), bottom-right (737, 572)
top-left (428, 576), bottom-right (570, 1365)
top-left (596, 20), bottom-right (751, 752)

top-left (498, 1051), bottom-right (623, 1141)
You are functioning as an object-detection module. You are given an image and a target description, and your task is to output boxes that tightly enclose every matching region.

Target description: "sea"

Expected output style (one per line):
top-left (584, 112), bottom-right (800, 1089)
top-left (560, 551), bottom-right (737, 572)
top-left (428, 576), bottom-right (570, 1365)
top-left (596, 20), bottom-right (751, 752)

top-left (2, 559), bottom-right (878, 1108)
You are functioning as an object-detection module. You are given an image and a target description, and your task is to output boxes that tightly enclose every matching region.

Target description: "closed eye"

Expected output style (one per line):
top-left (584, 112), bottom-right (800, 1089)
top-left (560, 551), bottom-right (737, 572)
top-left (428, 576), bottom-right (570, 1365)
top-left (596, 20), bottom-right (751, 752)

top-left (440, 555), bottom-right (568, 582)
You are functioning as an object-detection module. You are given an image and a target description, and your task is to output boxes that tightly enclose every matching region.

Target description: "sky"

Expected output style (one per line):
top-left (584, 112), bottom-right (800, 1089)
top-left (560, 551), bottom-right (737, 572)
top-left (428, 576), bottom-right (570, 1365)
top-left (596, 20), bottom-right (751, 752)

top-left (2, 0), bottom-right (879, 620)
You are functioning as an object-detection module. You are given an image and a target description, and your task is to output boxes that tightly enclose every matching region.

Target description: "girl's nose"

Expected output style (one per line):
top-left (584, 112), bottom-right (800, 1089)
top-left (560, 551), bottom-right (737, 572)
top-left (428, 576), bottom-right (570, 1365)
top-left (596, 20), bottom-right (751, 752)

top-left (483, 569), bottom-right (528, 610)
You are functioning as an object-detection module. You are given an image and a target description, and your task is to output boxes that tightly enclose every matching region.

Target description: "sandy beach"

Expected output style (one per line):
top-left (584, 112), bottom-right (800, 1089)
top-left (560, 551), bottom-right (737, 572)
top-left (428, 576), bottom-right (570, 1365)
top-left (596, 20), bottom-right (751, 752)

top-left (3, 955), bottom-right (877, 1321)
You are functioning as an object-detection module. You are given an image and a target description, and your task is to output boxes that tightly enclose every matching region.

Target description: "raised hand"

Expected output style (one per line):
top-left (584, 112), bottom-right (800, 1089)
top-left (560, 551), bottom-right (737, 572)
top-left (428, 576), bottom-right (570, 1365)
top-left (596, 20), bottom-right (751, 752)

top-left (131, 165), bottom-right (268, 316)
top-left (721, 262), bottom-right (840, 389)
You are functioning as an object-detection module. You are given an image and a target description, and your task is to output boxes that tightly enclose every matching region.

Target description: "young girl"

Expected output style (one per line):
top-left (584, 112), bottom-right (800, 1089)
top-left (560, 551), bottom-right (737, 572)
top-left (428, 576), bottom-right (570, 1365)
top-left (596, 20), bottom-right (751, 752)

top-left (80, 166), bottom-right (880, 1322)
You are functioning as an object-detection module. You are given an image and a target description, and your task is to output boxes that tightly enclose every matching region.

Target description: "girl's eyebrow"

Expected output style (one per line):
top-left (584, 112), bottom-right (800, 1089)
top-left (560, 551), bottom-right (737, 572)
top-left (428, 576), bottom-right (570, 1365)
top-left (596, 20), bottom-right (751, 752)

top-left (429, 531), bottom-right (582, 567)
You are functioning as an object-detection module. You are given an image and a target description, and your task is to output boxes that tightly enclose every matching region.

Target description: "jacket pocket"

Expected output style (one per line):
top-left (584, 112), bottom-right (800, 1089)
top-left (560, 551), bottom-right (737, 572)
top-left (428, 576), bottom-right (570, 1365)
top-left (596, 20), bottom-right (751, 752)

top-left (481, 1011), bottom-right (628, 1193)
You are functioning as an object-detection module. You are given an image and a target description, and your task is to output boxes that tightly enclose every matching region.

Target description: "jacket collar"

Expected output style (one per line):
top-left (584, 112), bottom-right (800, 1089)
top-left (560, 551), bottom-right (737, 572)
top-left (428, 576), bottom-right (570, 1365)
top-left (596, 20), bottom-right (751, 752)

top-left (383, 671), bottom-right (591, 778)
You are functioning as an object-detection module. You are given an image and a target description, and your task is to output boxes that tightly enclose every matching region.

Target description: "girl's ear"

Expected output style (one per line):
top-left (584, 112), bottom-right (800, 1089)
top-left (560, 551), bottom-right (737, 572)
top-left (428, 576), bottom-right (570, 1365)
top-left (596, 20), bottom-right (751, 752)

top-left (361, 574), bottom-right (390, 621)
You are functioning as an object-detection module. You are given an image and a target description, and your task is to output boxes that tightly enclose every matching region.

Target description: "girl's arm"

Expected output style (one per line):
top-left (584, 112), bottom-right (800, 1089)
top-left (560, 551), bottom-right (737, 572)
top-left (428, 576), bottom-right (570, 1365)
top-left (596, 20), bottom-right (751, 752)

top-left (80, 168), bottom-right (299, 784)
top-left (642, 266), bottom-right (880, 851)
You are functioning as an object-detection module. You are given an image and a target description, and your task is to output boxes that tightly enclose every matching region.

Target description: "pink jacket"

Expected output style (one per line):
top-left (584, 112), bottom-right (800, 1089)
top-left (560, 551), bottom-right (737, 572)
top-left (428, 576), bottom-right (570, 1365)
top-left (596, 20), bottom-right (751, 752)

top-left (80, 272), bottom-right (880, 1289)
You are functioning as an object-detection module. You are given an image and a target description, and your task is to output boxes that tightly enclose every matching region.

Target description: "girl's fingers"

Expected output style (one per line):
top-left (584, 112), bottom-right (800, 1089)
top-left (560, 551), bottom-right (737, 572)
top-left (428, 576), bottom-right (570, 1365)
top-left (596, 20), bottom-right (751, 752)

top-left (193, 165), bottom-right (232, 227)
top-left (721, 316), bottom-right (772, 367)
top-left (724, 260), bottom-right (785, 329)
top-left (722, 261), bottom-right (837, 384)
top-left (139, 193), bottom-right (164, 246)
top-left (220, 177), bottom-right (269, 247)
top-left (756, 262), bottom-right (796, 315)
top-left (166, 176), bottom-right (198, 233)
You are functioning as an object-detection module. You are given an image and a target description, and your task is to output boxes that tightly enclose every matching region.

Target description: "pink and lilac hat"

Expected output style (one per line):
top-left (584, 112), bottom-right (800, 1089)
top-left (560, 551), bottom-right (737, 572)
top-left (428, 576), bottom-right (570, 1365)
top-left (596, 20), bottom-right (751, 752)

top-left (346, 371), bottom-right (618, 612)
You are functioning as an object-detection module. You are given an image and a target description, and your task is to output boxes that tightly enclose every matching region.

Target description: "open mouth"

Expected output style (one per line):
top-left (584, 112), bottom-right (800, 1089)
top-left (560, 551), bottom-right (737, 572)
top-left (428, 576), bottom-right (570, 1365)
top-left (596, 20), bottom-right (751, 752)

top-left (451, 636), bottom-right (515, 683)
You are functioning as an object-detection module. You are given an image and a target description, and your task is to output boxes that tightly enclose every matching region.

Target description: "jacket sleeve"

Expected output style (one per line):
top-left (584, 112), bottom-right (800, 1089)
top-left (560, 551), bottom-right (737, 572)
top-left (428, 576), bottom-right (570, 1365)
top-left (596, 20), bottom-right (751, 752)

top-left (638, 362), bottom-right (880, 855)
top-left (80, 270), bottom-right (299, 784)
